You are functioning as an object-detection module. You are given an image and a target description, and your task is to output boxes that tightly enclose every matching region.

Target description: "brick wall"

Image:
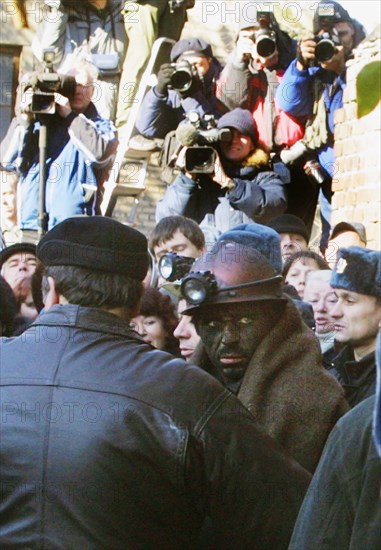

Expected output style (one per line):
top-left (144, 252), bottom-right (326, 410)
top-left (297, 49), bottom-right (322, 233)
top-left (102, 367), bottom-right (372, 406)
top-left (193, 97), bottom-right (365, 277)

top-left (332, 25), bottom-right (381, 249)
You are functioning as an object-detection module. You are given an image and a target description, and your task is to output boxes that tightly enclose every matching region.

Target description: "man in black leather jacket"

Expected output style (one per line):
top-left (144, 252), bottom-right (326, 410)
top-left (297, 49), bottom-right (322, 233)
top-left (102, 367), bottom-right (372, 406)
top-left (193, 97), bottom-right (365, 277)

top-left (0, 216), bottom-right (310, 549)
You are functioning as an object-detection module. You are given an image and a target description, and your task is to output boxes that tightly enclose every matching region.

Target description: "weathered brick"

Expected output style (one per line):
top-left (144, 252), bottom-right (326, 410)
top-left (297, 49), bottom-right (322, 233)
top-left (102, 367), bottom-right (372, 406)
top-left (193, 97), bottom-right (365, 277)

top-left (334, 108), bottom-right (345, 124)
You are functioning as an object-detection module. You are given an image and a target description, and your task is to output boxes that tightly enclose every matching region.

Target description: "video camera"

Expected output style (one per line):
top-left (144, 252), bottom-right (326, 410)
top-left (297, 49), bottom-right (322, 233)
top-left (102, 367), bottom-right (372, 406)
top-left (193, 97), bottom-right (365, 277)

top-left (176, 112), bottom-right (232, 174)
top-left (249, 11), bottom-right (277, 58)
top-left (314, 3), bottom-right (342, 63)
top-left (25, 48), bottom-right (76, 115)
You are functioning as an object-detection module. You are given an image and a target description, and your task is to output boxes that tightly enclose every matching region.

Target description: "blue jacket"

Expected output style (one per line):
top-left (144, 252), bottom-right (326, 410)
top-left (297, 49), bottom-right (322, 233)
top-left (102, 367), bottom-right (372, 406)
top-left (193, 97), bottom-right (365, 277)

top-left (275, 59), bottom-right (346, 177)
top-left (156, 149), bottom-right (287, 235)
top-left (136, 59), bottom-right (225, 139)
top-left (0, 104), bottom-right (117, 231)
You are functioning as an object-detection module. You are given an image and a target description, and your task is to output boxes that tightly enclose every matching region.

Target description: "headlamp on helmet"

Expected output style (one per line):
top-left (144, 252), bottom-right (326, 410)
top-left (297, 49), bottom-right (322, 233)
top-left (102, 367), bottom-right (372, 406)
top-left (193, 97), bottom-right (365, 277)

top-left (181, 271), bottom-right (284, 306)
top-left (158, 253), bottom-right (195, 282)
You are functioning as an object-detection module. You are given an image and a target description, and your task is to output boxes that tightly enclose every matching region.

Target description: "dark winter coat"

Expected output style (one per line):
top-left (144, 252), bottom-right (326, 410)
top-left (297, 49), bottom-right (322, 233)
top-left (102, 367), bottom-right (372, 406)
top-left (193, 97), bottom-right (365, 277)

top-left (192, 299), bottom-right (349, 473)
top-left (0, 304), bottom-right (310, 549)
top-left (289, 395), bottom-right (381, 550)
top-left (330, 345), bottom-right (377, 408)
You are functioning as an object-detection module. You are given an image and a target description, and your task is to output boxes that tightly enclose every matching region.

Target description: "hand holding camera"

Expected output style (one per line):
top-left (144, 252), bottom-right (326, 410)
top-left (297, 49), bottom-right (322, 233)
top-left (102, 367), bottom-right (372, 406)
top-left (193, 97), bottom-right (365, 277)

top-left (213, 154), bottom-right (235, 190)
top-left (54, 92), bottom-right (72, 118)
top-left (156, 64), bottom-right (175, 95)
top-left (296, 36), bottom-right (318, 69)
top-left (235, 35), bottom-right (256, 63)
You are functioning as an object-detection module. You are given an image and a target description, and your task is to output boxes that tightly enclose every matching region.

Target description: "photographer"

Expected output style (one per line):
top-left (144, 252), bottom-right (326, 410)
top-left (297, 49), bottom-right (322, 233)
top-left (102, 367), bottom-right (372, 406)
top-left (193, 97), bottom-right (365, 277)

top-left (0, 60), bottom-right (118, 236)
top-left (31, 0), bottom-right (128, 121)
top-left (217, 11), bottom-right (321, 235)
top-left (275, 1), bottom-right (366, 250)
top-left (156, 108), bottom-right (287, 234)
top-left (115, 0), bottom-right (194, 128)
top-left (135, 37), bottom-right (226, 140)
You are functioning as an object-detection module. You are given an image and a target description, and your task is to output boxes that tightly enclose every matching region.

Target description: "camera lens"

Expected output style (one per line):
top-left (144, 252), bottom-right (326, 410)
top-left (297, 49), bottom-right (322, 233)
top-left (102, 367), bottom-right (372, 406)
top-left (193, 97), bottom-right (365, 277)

top-left (256, 35), bottom-right (276, 58)
top-left (185, 147), bottom-right (216, 173)
top-left (170, 69), bottom-right (193, 92)
top-left (315, 39), bottom-right (335, 62)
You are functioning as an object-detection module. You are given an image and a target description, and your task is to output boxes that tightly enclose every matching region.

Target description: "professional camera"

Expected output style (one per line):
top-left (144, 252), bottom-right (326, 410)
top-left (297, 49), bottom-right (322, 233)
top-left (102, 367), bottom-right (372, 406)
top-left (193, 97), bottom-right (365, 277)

top-left (26, 48), bottom-right (76, 115)
top-left (314, 3), bottom-right (341, 63)
top-left (176, 113), bottom-right (232, 174)
top-left (169, 60), bottom-right (199, 93)
top-left (249, 11), bottom-right (277, 58)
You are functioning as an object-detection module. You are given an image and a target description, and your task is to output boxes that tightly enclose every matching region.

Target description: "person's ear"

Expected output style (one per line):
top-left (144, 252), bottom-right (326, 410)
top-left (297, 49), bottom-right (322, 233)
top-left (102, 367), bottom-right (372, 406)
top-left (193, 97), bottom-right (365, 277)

top-left (43, 277), bottom-right (60, 310)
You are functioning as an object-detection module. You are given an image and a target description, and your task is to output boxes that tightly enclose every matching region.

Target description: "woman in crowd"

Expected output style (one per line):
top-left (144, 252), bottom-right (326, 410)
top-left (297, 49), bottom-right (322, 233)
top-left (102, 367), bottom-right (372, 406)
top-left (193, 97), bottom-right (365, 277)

top-left (129, 287), bottom-right (180, 356)
top-left (283, 250), bottom-right (329, 300)
top-left (304, 269), bottom-right (339, 369)
top-left (156, 108), bottom-right (286, 236)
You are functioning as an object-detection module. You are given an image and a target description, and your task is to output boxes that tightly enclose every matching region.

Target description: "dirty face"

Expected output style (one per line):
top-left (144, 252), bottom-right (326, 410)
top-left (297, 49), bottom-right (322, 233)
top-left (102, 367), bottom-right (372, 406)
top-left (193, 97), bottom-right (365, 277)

top-left (195, 301), bottom-right (279, 384)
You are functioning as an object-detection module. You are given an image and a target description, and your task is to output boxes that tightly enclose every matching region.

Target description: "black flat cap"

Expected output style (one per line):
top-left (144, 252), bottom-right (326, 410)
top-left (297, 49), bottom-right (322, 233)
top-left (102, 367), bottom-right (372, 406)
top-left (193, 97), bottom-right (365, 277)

top-left (0, 243), bottom-right (37, 270)
top-left (37, 216), bottom-right (149, 281)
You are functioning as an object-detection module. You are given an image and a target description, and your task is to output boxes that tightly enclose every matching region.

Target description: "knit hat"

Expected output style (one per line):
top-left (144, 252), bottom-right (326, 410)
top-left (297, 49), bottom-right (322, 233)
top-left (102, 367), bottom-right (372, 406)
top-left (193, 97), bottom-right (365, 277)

top-left (0, 243), bottom-right (37, 270)
top-left (330, 221), bottom-right (367, 245)
top-left (37, 216), bottom-right (149, 280)
top-left (219, 223), bottom-right (283, 273)
top-left (267, 214), bottom-right (310, 243)
top-left (217, 108), bottom-right (258, 144)
top-left (170, 38), bottom-right (213, 63)
top-left (331, 246), bottom-right (381, 298)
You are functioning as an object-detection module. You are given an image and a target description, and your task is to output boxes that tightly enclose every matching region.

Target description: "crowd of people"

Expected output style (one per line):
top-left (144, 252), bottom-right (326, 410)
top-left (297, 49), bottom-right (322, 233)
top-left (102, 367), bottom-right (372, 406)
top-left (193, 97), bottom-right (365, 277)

top-left (1, 1), bottom-right (381, 548)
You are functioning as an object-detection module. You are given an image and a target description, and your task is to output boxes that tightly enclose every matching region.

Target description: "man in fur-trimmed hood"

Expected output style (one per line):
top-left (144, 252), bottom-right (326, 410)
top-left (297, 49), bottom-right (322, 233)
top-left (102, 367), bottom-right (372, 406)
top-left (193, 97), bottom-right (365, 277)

top-left (182, 223), bottom-right (349, 473)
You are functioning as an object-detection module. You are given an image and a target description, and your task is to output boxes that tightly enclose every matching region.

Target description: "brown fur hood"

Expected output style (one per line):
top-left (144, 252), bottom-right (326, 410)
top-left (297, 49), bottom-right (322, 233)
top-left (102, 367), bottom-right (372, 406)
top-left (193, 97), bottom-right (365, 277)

top-left (191, 299), bottom-right (349, 473)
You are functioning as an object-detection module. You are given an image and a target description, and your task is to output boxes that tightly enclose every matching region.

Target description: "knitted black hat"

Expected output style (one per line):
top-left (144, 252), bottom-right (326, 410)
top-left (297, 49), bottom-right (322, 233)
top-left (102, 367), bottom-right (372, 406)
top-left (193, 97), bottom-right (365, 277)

top-left (37, 216), bottom-right (149, 280)
top-left (267, 214), bottom-right (310, 243)
top-left (217, 108), bottom-right (258, 143)
top-left (0, 243), bottom-right (37, 270)
top-left (331, 246), bottom-right (381, 298)
top-left (170, 38), bottom-right (213, 63)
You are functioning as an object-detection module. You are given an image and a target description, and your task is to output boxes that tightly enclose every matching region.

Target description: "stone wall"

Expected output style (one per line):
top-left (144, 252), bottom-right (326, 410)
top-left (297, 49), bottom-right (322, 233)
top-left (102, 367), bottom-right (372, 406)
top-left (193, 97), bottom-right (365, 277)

top-left (332, 25), bottom-right (381, 250)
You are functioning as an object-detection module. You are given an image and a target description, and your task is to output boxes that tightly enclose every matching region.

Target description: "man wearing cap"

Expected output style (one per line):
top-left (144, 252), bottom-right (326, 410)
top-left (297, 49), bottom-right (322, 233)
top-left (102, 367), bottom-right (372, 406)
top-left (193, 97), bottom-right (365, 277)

top-left (0, 242), bottom-right (38, 333)
top-left (183, 223), bottom-right (348, 473)
top-left (135, 37), bottom-right (225, 140)
top-left (0, 215), bottom-right (311, 548)
top-left (268, 213), bottom-right (310, 262)
top-left (115, 1), bottom-right (194, 127)
top-left (276, 1), bottom-right (366, 251)
top-left (325, 221), bottom-right (367, 268)
top-left (156, 107), bottom-right (287, 235)
top-left (289, 328), bottom-right (381, 549)
top-left (329, 246), bottom-right (381, 408)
